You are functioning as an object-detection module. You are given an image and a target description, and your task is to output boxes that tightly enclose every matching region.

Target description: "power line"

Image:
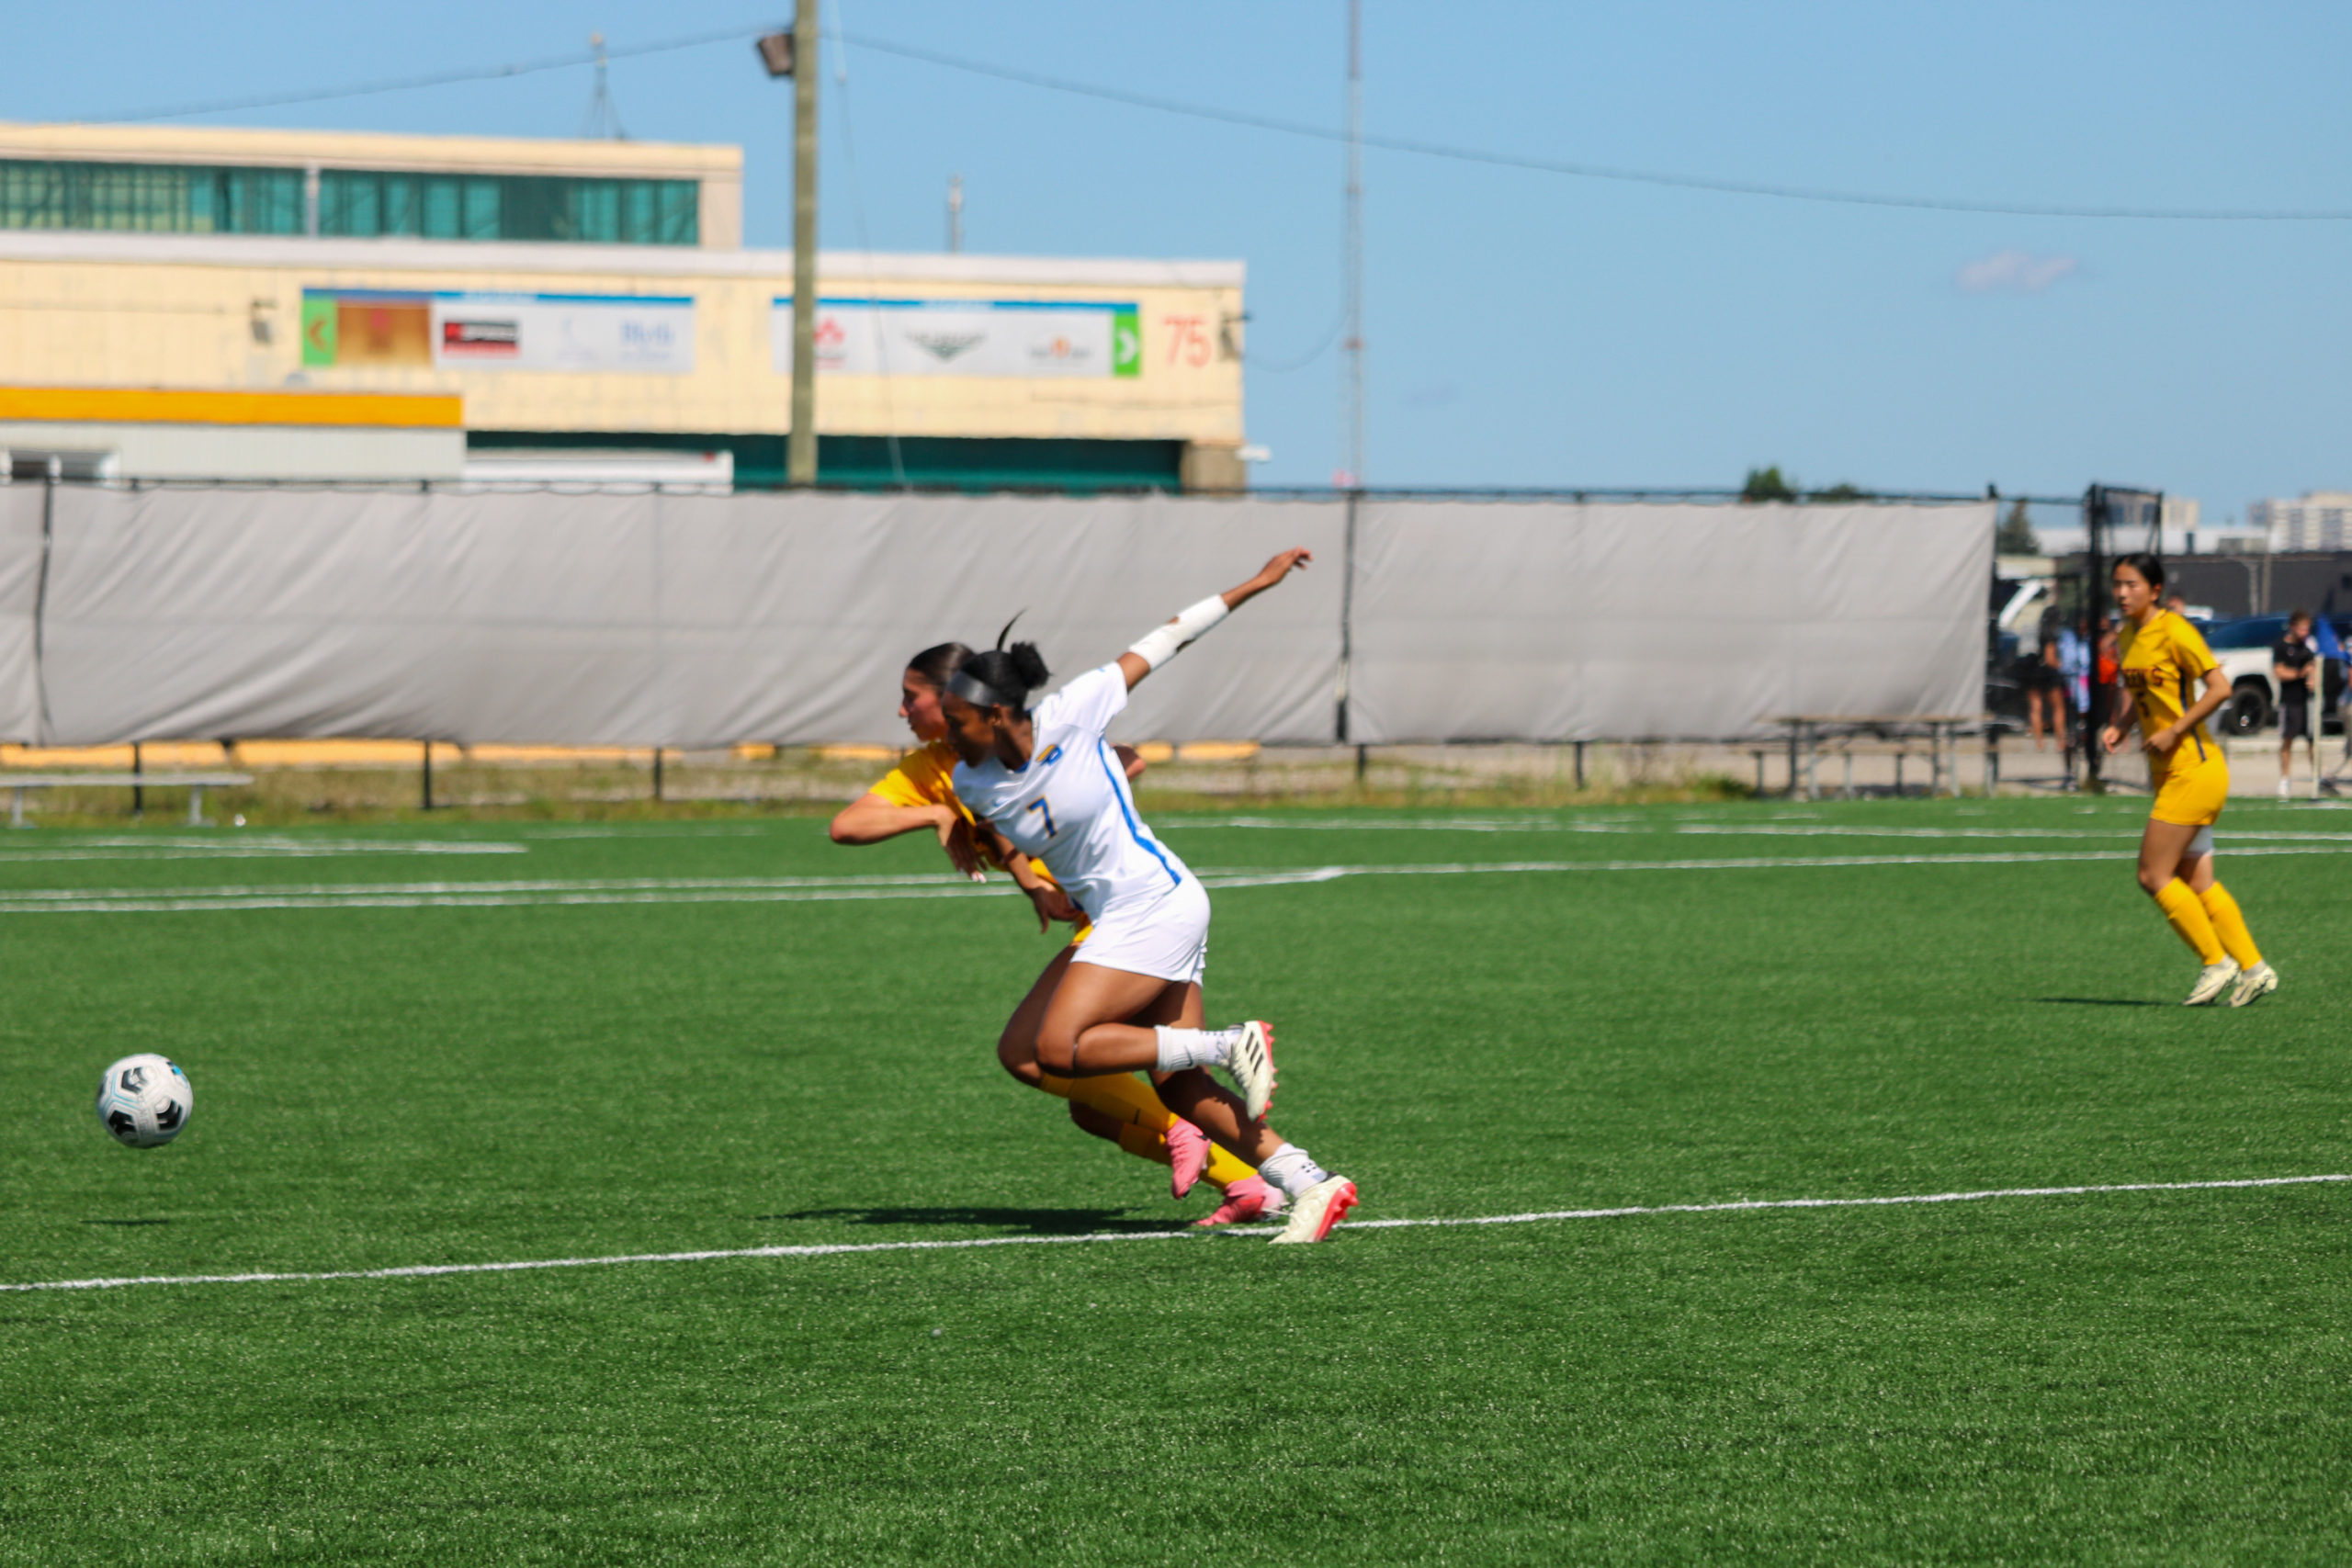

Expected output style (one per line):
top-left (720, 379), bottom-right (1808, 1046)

top-left (66, 21), bottom-right (2352, 222)
top-left (838, 32), bottom-right (2352, 222)
top-left (84, 24), bottom-right (764, 125)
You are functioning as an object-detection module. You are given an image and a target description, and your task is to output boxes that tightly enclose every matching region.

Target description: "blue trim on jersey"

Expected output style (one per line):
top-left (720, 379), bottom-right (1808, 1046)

top-left (1095, 739), bottom-right (1181, 887)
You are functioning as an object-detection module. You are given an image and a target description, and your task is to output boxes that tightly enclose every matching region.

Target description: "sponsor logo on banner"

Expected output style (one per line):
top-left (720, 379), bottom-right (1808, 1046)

top-left (301, 289), bottom-right (694, 374)
top-left (440, 318), bottom-right (519, 357)
top-left (773, 299), bottom-right (1140, 378)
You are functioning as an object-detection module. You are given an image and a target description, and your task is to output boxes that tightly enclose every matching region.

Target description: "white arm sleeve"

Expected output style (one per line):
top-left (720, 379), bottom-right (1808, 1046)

top-left (1125, 593), bottom-right (1232, 671)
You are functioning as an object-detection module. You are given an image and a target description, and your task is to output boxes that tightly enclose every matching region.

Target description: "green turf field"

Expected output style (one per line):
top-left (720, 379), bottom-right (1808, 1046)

top-left (3, 797), bottom-right (2348, 1564)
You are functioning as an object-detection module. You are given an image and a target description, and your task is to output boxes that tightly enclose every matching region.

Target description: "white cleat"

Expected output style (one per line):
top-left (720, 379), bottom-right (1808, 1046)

top-left (1221, 1020), bottom-right (1278, 1122)
top-left (2184, 958), bottom-right (2240, 1007)
top-left (1270, 1175), bottom-right (1359, 1245)
top-left (2229, 962), bottom-right (2279, 1009)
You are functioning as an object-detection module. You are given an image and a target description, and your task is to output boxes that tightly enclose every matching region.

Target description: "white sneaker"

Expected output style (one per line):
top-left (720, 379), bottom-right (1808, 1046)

top-left (2229, 962), bottom-right (2279, 1008)
top-left (2279, 780), bottom-right (2291, 800)
top-left (2185, 957), bottom-right (2240, 1006)
top-left (1221, 1020), bottom-right (1277, 1122)
top-left (1269, 1175), bottom-right (1359, 1245)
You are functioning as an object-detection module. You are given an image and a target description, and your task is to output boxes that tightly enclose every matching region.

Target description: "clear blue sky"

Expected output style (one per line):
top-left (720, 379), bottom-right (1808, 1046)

top-left (12, 2), bottom-right (2351, 515)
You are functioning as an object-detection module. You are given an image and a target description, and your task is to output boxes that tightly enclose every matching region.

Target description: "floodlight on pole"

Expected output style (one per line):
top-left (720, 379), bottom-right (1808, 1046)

top-left (758, 19), bottom-right (820, 488)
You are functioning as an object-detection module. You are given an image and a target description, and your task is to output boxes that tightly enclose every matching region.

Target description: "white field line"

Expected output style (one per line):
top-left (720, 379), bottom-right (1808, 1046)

top-left (8, 842), bottom-right (2352, 914)
top-left (0, 837), bottom-right (526, 863)
top-left (1182, 817), bottom-right (2352, 843)
top-left (1177, 816), bottom-right (1641, 833)
top-left (9, 1172), bottom-right (2343, 1295)
top-left (1676, 823), bottom-right (2352, 842)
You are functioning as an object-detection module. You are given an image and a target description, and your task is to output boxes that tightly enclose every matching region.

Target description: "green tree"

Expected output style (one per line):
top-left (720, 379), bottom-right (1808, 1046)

top-left (1807, 481), bottom-right (1869, 502)
top-left (1741, 465), bottom-right (1796, 502)
top-left (1995, 499), bottom-right (2040, 555)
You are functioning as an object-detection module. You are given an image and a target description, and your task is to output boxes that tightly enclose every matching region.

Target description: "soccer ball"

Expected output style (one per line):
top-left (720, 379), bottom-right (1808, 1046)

top-left (95, 1055), bottom-right (193, 1148)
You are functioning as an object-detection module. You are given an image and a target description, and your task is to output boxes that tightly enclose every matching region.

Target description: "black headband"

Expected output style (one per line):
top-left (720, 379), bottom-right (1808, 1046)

top-left (946, 667), bottom-right (1030, 712)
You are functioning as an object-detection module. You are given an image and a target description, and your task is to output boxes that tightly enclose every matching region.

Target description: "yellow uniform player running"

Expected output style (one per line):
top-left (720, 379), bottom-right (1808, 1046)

top-left (2102, 553), bottom-right (2278, 1007)
top-left (829, 641), bottom-right (1282, 1225)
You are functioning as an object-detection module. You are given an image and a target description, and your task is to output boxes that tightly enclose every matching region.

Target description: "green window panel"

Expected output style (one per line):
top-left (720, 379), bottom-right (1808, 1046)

top-left (0, 160), bottom-right (695, 245)
top-left (0, 160), bottom-right (302, 234)
top-left (319, 170), bottom-right (694, 245)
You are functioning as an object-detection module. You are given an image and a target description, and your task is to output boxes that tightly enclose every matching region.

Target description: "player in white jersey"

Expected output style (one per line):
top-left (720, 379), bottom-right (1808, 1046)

top-left (942, 548), bottom-right (1359, 1244)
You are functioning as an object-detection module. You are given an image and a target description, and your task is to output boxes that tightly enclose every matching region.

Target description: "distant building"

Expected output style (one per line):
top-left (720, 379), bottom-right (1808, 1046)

top-left (2250, 491), bottom-right (2352, 553)
top-left (0, 123), bottom-right (1247, 492)
top-left (2029, 494), bottom-right (2242, 556)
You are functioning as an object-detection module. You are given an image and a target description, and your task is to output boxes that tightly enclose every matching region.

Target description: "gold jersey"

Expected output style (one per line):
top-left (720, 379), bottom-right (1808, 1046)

top-left (865, 739), bottom-right (1066, 891)
top-left (2117, 611), bottom-right (2221, 774)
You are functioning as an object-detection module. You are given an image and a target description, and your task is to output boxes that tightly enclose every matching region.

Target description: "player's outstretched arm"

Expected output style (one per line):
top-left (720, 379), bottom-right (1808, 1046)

top-left (1114, 547), bottom-right (1313, 692)
top-left (830, 794), bottom-right (986, 877)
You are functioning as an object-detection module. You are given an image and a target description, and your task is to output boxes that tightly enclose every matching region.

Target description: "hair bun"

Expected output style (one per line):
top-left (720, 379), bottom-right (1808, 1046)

top-left (1007, 641), bottom-right (1050, 688)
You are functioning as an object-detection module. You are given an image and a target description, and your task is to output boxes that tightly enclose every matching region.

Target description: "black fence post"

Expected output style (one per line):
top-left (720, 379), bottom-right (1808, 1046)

top-left (1574, 739), bottom-right (1587, 791)
top-left (652, 748), bottom-right (665, 802)
top-left (131, 742), bottom-right (143, 818)
top-left (1335, 490), bottom-right (1358, 745)
top-left (422, 741), bottom-right (434, 811)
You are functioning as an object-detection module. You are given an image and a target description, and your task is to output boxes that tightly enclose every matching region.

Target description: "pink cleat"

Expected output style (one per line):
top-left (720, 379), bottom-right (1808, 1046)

top-left (1193, 1175), bottom-right (1286, 1228)
top-left (1165, 1118), bottom-right (1211, 1199)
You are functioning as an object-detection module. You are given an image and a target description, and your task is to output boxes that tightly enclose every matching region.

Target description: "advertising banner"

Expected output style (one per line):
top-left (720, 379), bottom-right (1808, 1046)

top-left (772, 298), bottom-right (1140, 378)
top-left (302, 289), bottom-right (695, 374)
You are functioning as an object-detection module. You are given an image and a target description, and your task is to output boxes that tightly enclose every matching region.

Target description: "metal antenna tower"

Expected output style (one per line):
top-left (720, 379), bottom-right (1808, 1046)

top-left (947, 174), bottom-right (965, 253)
top-left (1340, 0), bottom-right (1364, 489)
top-left (581, 32), bottom-right (628, 140)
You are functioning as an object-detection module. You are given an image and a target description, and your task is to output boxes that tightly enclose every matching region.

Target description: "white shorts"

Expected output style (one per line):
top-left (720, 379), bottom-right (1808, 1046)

top-left (1070, 875), bottom-right (1210, 987)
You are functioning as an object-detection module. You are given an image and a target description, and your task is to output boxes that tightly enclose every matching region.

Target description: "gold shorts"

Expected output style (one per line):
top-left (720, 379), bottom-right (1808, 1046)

top-left (2151, 759), bottom-right (2228, 829)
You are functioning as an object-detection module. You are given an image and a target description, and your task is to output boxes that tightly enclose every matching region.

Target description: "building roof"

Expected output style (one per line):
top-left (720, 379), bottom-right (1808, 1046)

top-left (0, 121), bottom-right (736, 180)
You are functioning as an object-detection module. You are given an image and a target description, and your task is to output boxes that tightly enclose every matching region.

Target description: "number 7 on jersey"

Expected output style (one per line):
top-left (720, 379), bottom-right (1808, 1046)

top-left (1025, 798), bottom-right (1059, 840)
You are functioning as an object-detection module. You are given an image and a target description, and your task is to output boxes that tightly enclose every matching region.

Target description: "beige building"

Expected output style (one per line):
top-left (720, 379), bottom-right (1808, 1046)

top-left (0, 122), bottom-right (1248, 491)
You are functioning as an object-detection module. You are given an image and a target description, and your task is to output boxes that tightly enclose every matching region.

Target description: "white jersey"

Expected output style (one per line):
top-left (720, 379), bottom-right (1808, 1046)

top-left (952, 663), bottom-right (1193, 918)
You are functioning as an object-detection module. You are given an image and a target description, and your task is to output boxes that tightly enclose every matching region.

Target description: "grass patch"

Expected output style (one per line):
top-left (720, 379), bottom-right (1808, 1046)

top-left (2, 797), bottom-right (2346, 1563)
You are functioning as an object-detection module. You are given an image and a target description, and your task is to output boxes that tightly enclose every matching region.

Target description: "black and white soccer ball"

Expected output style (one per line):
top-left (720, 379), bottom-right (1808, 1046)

top-left (95, 1055), bottom-right (193, 1148)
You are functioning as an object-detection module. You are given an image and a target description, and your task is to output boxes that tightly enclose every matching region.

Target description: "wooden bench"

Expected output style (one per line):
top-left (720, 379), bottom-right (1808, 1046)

top-left (6, 773), bottom-right (254, 828)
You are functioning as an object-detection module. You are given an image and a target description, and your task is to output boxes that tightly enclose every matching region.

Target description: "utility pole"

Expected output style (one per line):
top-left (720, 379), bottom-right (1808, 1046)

top-left (1340, 0), bottom-right (1365, 491)
top-left (757, 12), bottom-right (820, 487)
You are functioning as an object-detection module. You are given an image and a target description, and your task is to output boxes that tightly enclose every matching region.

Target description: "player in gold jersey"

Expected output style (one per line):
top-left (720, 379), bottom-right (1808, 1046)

top-left (2101, 554), bottom-right (2278, 1007)
top-left (829, 641), bottom-right (1283, 1224)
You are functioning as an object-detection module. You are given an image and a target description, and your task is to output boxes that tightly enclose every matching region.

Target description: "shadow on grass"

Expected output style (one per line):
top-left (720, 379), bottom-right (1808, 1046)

top-left (755, 1205), bottom-right (1173, 1235)
top-left (2035, 997), bottom-right (2167, 1008)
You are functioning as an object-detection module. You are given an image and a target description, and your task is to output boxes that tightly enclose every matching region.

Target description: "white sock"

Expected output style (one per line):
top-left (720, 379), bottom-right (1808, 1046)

top-left (1154, 1025), bottom-right (1239, 1073)
top-left (1257, 1143), bottom-right (1329, 1200)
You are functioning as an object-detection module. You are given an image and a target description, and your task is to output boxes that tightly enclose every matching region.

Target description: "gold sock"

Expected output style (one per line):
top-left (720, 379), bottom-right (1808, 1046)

top-left (1042, 1071), bottom-right (1259, 1186)
top-left (2154, 879), bottom-right (2226, 964)
top-left (1039, 1070), bottom-right (1169, 1127)
top-left (1115, 1123), bottom-right (1169, 1167)
top-left (2198, 883), bottom-right (2263, 968)
top-left (1203, 1143), bottom-right (1258, 1190)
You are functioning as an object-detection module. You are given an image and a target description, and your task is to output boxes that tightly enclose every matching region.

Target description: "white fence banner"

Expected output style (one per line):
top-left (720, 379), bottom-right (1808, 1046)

top-left (0, 487), bottom-right (43, 743)
top-left (1344, 501), bottom-right (1995, 744)
top-left (12, 489), bottom-right (1989, 750)
top-left (31, 489), bottom-right (1337, 749)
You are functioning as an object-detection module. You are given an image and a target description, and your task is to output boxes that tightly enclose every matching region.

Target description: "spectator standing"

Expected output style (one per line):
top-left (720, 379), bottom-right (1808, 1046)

top-left (2057, 622), bottom-right (2091, 781)
top-left (2274, 611), bottom-right (2317, 800)
top-left (2315, 616), bottom-right (2352, 796)
top-left (2026, 622), bottom-right (2065, 751)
